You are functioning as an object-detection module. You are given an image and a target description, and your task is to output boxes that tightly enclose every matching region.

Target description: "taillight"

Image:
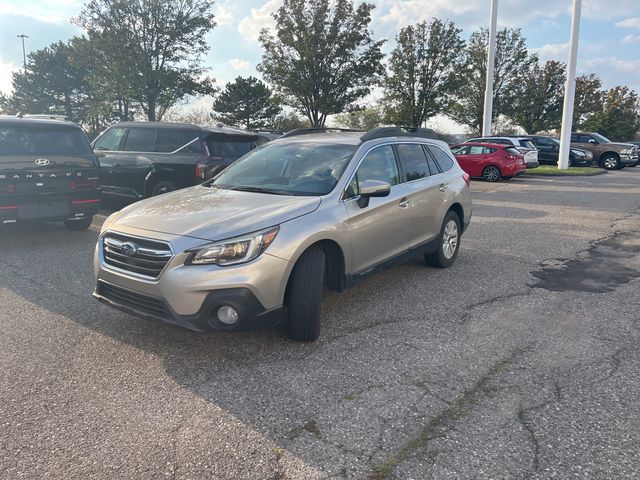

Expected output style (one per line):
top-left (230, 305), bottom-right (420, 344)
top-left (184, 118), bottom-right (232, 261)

top-left (0, 185), bottom-right (15, 194)
top-left (70, 179), bottom-right (100, 190)
top-left (462, 173), bottom-right (471, 186)
top-left (195, 161), bottom-right (207, 179)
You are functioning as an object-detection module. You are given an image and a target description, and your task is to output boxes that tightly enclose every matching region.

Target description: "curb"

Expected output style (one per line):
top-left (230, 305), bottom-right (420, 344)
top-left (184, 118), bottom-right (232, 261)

top-left (526, 170), bottom-right (607, 177)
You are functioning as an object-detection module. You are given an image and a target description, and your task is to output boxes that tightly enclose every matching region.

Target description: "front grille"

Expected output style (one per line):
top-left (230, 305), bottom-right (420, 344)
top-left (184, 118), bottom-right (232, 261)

top-left (102, 232), bottom-right (172, 279)
top-left (97, 281), bottom-right (168, 318)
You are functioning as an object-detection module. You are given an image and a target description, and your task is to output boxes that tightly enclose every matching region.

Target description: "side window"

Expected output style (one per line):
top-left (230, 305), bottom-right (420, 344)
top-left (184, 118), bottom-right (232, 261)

top-left (468, 146), bottom-right (485, 155)
top-left (536, 138), bottom-right (553, 148)
top-left (483, 147), bottom-right (497, 154)
top-left (344, 146), bottom-right (399, 199)
top-left (157, 129), bottom-right (201, 153)
top-left (451, 146), bottom-right (469, 155)
top-left (396, 144), bottom-right (430, 181)
top-left (582, 135), bottom-right (595, 143)
top-left (428, 146), bottom-right (455, 172)
top-left (122, 128), bottom-right (157, 152)
top-left (93, 128), bottom-right (127, 151)
top-left (570, 134), bottom-right (579, 142)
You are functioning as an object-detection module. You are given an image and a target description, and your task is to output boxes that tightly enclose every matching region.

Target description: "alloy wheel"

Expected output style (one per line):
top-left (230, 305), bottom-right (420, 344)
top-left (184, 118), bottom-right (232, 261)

top-left (442, 220), bottom-right (459, 260)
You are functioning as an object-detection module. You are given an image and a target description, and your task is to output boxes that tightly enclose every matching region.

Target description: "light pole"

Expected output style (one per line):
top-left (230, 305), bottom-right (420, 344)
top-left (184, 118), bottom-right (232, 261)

top-left (558, 0), bottom-right (582, 170)
top-left (17, 34), bottom-right (28, 70)
top-left (482, 0), bottom-right (499, 137)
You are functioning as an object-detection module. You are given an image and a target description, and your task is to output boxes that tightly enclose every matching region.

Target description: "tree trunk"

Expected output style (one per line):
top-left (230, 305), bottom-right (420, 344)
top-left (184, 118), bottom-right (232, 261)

top-left (147, 95), bottom-right (156, 121)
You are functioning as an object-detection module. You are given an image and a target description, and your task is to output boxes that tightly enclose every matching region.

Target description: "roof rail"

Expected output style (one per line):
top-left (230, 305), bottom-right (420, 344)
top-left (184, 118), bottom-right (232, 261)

top-left (360, 127), bottom-right (439, 142)
top-left (280, 127), bottom-right (362, 138)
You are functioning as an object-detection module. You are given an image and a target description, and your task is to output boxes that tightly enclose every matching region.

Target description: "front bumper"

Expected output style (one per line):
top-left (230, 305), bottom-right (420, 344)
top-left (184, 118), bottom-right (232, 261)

top-left (621, 154), bottom-right (638, 166)
top-left (94, 231), bottom-right (291, 332)
top-left (94, 280), bottom-right (283, 332)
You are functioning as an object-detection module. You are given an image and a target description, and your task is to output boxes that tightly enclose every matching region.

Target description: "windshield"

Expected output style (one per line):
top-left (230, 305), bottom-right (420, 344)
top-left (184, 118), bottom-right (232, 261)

top-left (592, 133), bottom-right (611, 144)
top-left (213, 141), bottom-right (357, 196)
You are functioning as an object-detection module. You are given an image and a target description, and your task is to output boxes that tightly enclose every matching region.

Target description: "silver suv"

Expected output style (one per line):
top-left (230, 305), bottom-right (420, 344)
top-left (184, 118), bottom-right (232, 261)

top-left (93, 128), bottom-right (473, 341)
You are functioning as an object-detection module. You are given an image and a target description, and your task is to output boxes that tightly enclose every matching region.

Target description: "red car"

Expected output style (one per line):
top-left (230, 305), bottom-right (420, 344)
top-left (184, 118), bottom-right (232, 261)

top-left (451, 142), bottom-right (526, 182)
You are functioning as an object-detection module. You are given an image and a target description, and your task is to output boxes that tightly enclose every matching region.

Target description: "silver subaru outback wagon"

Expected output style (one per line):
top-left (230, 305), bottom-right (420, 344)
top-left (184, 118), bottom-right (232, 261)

top-left (93, 127), bottom-right (473, 341)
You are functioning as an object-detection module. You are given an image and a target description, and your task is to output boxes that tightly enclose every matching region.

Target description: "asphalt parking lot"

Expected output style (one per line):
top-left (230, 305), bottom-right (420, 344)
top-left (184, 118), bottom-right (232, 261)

top-left (2, 170), bottom-right (640, 479)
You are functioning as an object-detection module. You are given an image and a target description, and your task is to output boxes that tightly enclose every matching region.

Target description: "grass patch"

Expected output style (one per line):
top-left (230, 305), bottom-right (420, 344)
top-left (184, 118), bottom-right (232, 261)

top-left (527, 165), bottom-right (603, 176)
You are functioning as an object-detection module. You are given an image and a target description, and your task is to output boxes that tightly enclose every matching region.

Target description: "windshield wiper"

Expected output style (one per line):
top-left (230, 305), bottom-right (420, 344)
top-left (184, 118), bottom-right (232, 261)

top-left (228, 186), bottom-right (291, 195)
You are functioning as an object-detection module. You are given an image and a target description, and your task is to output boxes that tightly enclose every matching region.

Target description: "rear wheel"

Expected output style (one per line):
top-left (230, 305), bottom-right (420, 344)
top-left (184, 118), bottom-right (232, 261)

top-left (64, 216), bottom-right (93, 231)
top-left (482, 166), bottom-right (501, 182)
top-left (150, 180), bottom-right (176, 196)
top-left (601, 154), bottom-right (620, 170)
top-left (425, 211), bottom-right (461, 269)
top-left (286, 247), bottom-right (326, 342)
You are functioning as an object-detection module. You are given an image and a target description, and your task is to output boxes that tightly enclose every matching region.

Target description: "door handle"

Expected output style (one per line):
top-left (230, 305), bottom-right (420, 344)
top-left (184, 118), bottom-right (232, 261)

top-left (439, 184), bottom-right (448, 192)
top-left (398, 197), bottom-right (410, 208)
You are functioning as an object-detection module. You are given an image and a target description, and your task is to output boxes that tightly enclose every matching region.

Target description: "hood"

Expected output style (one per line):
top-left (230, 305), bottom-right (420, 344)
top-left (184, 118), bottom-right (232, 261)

top-left (110, 185), bottom-right (321, 241)
top-left (607, 142), bottom-right (637, 150)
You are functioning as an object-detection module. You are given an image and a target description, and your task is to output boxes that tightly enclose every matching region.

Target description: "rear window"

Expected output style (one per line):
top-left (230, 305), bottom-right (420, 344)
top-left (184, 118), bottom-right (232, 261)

top-left (0, 125), bottom-right (93, 156)
top-left (206, 136), bottom-right (254, 158)
top-left (518, 139), bottom-right (535, 149)
top-left (505, 147), bottom-right (521, 156)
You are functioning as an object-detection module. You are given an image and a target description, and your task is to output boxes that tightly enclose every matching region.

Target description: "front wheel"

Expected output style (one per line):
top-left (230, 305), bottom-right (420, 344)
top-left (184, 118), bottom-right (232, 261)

top-left (601, 154), bottom-right (620, 170)
top-left (482, 166), bottom-right (501, 182)
top-left (286, 247), bottom-right (326, 342)
top-left (64, 216), bottom-right (93, 231)
top-left (425, 211), bottom-right (461, 269)
top-left (150, 180), bottom-right (176, 196)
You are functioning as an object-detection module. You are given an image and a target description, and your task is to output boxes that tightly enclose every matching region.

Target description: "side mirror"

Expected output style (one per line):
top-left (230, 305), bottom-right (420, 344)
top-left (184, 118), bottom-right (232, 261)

top-left (357, 180), bottom-right (391, 208)
top-left (588, 139), bottom-right (597, 144)
top-left (95, 150), bottom-right (106, 158)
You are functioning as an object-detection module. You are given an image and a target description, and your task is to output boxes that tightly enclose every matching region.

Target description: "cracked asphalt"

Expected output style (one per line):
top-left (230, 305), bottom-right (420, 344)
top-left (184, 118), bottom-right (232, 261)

top-left (2, 170), bottom-right (640, 479)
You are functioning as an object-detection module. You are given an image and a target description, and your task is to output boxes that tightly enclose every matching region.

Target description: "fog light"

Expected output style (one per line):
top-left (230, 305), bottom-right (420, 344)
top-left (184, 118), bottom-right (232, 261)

top-left (217, 306), bottom-right (239, 325)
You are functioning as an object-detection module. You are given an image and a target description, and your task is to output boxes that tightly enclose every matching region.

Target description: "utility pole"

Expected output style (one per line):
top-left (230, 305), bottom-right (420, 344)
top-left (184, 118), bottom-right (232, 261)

top-left (17, 34), bottom-right (28, 70)
top-left (482, 0), bottom-right (499, 137)
top-left (558, 0), bottom-right (582, 170)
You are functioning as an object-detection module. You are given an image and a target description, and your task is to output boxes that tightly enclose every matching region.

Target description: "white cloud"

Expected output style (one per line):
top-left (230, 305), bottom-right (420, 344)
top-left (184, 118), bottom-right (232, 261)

top-left (0, 58), bottom-right (18, 95)
top-left (621, 34), bottom-right (640, 44)
top-left (214, 4), bottom-right (234, 27)
top-left (532, 43), bottom-right (569, 62)
top-left (0, 0), bottom-right (81, 24)
top-left (238, 0), bottom-right (281, 43)
top-left (228, 58), bottom-right (251, 70)
top-left (616, 17), bottom-right (640, 29)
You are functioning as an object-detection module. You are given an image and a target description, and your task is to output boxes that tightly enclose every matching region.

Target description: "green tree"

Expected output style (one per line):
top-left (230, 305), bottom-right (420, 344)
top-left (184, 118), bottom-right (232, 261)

top-left (572, 74), bottom-right (604, 130)
top-left (334, 106), bottom-right (384, 130)
top-left (212, 76), bottom-right (282, 130)
top-left (383, 19), bottom-right (466, 128)
top-left (79, 0), bottom-right (217, 121)
top-left (268, 111), bottom-right (311, 131)
top-left (509, 60), bottom-right (566, 134)
top-left (8, 41), bottom-right (90, 121)
top-left (451, 28), bottom-right (538, 134)
top-left (258, 0), bottom-right (385, 127)
top-left (584, 86), bottom-right (639, 141)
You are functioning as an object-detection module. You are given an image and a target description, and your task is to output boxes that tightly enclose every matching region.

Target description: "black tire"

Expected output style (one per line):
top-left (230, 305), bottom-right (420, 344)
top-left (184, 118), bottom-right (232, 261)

top-left (482, 166), bottom-right (501, 182)
top-left (63, 216), bottom-right (93, 231)
top-left (600, 154), bottom-right (620, 170)
top-left (286, 247), bottom-right (326, 342)
top-left (150, 180), bottom-right (176, 196)
top-left (425, 211), bottom-right (462, 269)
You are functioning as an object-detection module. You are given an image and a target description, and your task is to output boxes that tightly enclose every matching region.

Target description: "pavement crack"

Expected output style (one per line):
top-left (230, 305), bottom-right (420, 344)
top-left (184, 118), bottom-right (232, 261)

top-left (369, 347), bottom-right (529, 479)
top-left (460, 291), bottom-right (532, 325)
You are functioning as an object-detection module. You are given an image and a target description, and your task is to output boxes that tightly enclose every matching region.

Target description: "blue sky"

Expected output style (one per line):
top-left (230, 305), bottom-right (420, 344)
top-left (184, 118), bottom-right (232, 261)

top-left (1, 0), bottom-right (640, 121)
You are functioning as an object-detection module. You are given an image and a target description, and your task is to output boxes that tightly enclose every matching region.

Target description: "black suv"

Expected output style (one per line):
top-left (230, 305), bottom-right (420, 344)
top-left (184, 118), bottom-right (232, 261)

top-left (92, 122), bottom-right (259, 199)
top-left (522, 135), bottom-right (592, 167)
top-left (0, 116), bottom-right (100, 230)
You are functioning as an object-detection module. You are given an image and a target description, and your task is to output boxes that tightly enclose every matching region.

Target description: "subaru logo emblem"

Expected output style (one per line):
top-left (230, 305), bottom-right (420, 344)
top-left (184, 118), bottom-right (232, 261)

top-left (120, 242), bottom-right (138, 256)
top-left (35, 158), bottom-right (50, 166)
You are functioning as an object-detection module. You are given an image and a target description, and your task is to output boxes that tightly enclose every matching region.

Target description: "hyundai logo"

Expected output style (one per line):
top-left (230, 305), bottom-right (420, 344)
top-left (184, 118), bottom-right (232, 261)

top-left (34, 158), bottom-right (50, 166)
top-left (120, 242), bottom-right (138, 256)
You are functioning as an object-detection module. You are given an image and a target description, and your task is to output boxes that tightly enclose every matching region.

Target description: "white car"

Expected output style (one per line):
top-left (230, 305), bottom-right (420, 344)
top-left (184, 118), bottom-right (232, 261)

top-left (466, 137), bottom-right (539, 169)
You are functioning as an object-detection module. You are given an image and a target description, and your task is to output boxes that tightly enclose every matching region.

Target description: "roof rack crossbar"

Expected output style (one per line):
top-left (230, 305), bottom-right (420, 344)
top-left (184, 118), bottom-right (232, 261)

top-left (360, 127), bottom-right (439, 142)
top-left (280, 127), bottom-right (362, 138)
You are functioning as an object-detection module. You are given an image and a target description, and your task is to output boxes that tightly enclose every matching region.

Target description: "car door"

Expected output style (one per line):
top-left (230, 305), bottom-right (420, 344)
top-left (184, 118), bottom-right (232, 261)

top-left (451, 145), bottom-right (472, 174)
top-left (393, 143), bottom-right (444, 248)
top-left (92, 126), bottom-right (127, 191)
top-left (116, 127), bottom-right (158, 197)
top-left (344, 144), bottom-right (412, 274)
top-left (532, 137), bottom-right (557, 164)
top-left (465, 145), bottom-right (491, 177)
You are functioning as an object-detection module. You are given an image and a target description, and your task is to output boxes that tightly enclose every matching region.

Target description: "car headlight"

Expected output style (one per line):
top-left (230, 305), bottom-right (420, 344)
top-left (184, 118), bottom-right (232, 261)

top-left (620, 149), bottom-right (632, 155)
top-left (185, 226), bottom-right (279, 266)
top-left (570, 149), bottom-right (585, 157)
